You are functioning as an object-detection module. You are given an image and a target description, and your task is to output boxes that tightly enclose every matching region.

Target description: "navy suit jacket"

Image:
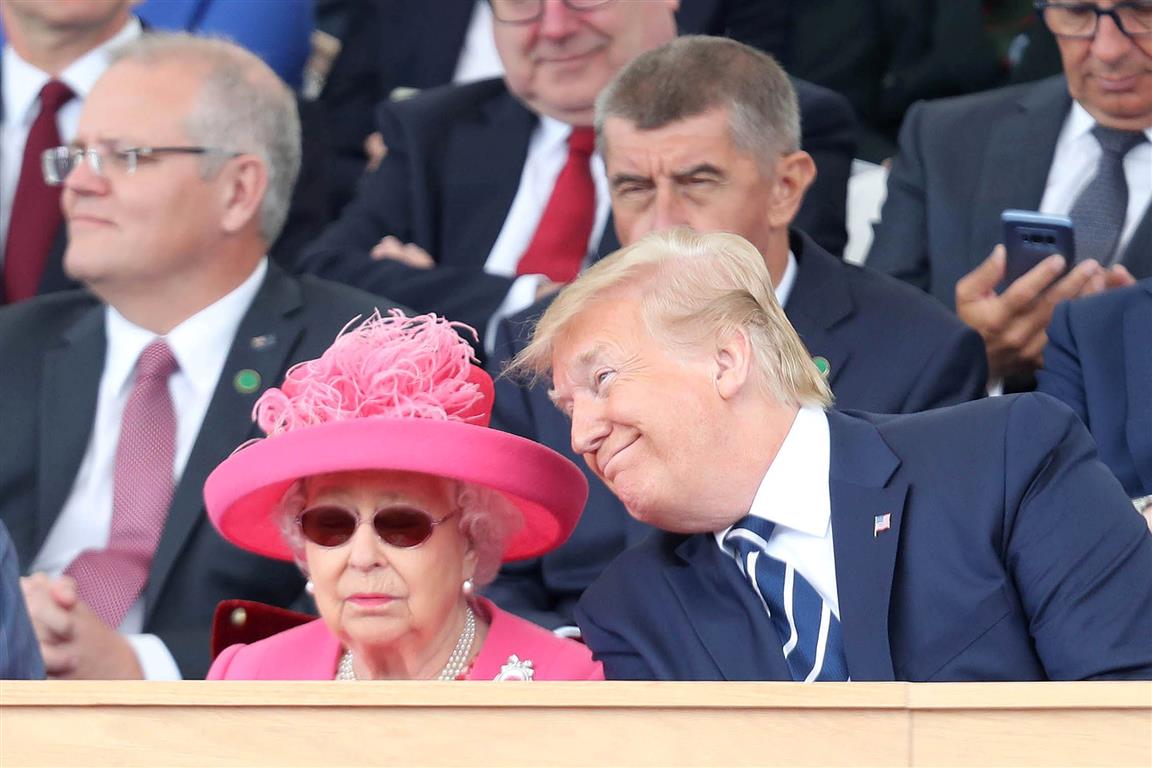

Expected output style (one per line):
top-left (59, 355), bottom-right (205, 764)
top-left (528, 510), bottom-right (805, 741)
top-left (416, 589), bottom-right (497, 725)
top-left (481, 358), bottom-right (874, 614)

top-left (0, 520), bottom-right (44, 679)
top-left (484, 231), bottom-right (987, 628)
top-left (866, 76), bottom-right (1152, 309)
top-left (575, 395), bottom-right (1152, 681)
top-left (298, 77), bottom-right (857, 352)
top-left (1038, 279), bottom-right (1152, 499)
top-left (0, 265), bottom-right (398, 678)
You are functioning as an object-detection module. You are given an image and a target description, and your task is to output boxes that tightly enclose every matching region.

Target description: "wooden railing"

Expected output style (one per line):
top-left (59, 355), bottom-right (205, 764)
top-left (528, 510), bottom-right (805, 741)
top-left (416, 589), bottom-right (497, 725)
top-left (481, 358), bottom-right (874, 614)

top-left (1, 681), bottom-right (1149, 767)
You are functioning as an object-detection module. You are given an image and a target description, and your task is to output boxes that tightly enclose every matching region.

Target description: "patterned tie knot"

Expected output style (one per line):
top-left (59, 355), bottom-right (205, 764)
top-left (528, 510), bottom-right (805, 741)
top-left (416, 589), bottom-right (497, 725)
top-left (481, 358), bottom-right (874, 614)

top-left (725, 515), bottom-right (777, 559)
top-left (1091, 125), bottom-right (1147, 157)
top-left (568, 126), bottom-right (595, 157)
top-left (38, 80), bottom-right (75, 114)
top-left (136, 340), bottom-right (178, 382)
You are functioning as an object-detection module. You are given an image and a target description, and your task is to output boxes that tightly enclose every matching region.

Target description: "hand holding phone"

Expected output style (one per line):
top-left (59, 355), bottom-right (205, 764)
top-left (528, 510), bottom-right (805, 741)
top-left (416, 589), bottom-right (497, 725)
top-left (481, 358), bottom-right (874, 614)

top-left (1001, 210), bottom-right (1075, 288)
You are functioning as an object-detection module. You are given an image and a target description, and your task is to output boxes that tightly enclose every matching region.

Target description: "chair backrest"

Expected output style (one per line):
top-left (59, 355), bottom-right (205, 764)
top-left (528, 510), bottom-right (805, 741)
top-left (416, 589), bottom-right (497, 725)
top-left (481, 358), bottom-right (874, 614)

top-left (210, 599), bottom-right (314, 659)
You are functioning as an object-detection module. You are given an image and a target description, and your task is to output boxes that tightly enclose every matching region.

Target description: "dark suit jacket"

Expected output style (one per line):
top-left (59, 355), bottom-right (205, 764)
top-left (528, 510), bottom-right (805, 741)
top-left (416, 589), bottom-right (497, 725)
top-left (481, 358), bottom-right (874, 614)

top-left (0, 264), bottom-right (398, 678)
top-left (866, 75), bottom-right (1152, 309)
top-left (0, 49), bottom-right (330, 302)
top-left (1037, 279), bottom-right (1152, 499)
top-left (574, 395), bottom-right (1152, 681)
top-left (0, 520), bottom-right (45, 679)
top-left (299, 77), bottom-right (856, 352)
top-left (484, 230), bottom-right (987, 628)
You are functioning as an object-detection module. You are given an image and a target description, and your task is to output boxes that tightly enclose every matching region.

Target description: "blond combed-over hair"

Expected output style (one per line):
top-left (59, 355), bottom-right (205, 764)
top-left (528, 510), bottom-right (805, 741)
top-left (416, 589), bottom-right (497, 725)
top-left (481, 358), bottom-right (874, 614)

top-left (508, 229), bottom-right (833, 409)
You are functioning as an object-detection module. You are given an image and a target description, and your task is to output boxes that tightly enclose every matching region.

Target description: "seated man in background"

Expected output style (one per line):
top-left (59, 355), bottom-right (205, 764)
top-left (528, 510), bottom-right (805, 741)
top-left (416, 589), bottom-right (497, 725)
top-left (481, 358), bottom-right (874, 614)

top-left (0, 34), bottom-right (397, 679)
top-left (298, 0), bottom-right (856, 355)
top-left (1038, 278), bottom-right (1152, 509)
top-left (866, 0), bottom-right (1149, 383)
top-left (513, 228), bottom-right (1152, 681)
top-left (485, 36), bottom-right (987, 631)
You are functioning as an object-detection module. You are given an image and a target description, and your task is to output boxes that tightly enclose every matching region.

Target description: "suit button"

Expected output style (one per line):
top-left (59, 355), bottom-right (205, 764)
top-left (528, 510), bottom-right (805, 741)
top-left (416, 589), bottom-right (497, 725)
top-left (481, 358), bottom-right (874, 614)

top-left (230, 607), bottom-right (248, 627)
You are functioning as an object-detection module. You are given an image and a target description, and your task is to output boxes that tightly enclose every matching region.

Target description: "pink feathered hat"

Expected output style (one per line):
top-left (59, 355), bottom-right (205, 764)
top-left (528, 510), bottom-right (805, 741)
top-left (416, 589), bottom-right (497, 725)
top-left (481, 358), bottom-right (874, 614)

top-left (204, 310), bottom-right (587, 562)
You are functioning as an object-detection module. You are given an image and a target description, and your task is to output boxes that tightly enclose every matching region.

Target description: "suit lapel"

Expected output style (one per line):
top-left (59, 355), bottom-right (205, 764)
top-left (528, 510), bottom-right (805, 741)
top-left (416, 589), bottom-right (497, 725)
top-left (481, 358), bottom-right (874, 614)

top-left (783, 232), bottom-right (854, 392)
top-left (969, 77), bottom-right (1070, 265)
top-left (1123, 284), bottom-right (1152, 494)
top-left (442, 84), bottom-right (537, 266)
top-left (36, 307), bottom-right (106, 554)
top-left (666, 535), bottom-right (790, 680)
top-left (144, 266), bottom-right (307, 610)
top-left (826, 411), bottom-right (905, 681)
top-left (1118, 206), bottom-right (1152, 278)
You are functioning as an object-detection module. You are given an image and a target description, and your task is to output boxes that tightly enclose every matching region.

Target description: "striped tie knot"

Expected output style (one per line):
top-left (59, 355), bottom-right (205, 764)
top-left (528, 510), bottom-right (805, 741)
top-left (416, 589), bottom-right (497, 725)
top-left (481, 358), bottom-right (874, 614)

top-left (725, 515), bottom-right (849, 682)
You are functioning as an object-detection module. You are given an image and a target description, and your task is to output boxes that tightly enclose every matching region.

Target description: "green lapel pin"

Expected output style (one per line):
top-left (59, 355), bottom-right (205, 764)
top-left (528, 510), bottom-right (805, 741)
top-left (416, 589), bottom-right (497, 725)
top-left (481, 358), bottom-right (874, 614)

top-left (233, 369), bottom-right (262, 394)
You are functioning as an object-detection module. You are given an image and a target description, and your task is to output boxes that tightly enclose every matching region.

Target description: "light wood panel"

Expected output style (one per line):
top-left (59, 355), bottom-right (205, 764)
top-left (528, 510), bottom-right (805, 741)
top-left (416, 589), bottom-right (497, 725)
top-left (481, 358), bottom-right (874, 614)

top-left (1, 681), bottom-right (1148, 768)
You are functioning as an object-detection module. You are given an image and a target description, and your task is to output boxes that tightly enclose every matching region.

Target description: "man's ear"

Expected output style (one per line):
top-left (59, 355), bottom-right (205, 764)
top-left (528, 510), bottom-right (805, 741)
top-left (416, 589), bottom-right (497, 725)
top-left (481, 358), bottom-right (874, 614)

top-left (766, 150), bottom-right (816, 229)
top-left (714, 327), bottom-right (753, 400)
top-left (218, 155), bottom-right (268, 235)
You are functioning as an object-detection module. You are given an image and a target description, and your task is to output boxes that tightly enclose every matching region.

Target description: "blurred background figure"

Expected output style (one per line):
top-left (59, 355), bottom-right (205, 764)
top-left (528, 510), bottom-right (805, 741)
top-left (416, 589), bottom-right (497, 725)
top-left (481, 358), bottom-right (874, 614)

top-left (206, 311), bottom-right (600, 681)
top-left (1, 520), bottom-right (45, 680)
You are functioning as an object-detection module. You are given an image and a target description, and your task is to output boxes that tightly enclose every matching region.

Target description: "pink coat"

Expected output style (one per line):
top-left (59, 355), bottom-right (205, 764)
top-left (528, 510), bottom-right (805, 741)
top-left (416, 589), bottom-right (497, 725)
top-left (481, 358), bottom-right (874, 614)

top-left (208, 597), bottom-right (603, 680)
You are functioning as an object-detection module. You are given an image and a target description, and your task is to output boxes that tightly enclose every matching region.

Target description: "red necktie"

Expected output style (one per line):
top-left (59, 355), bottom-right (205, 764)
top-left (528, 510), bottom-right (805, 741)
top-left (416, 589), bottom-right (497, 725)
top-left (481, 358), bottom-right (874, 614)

top-left (66, 341), bottom-right (178, 628)
top-left (516, 126), bottom-right (596, 283)
top-left (3, 79), bottom-right (75, 304)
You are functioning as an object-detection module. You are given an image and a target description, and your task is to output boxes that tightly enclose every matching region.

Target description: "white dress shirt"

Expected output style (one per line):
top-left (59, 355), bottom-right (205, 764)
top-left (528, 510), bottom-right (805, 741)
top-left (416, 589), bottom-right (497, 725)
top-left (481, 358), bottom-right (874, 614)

top-left (1039, 101), bottom-right (1152, 258)
top-left (31, 259), bottom-right (268, 679)
top-left (0, 18), bottom-right (142, 266)
top-left (483, 116), bottom-right (611, 352)
top-left (714, 406), bottom-right (840, 618)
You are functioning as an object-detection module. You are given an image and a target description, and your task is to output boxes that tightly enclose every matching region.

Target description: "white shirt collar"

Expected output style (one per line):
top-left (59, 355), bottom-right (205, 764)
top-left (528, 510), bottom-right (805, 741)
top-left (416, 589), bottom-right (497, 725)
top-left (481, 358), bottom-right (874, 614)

top-left (1065, 100), bottom-right (1152, 143)
top-left (537, 114), bottom-right (586, 151)
top-left (775, 250), bottom-right (798, 307)
top-left (2, 18), bottom-right (141, 127)
top-left (102, 258), bottom-right (268, 400)
top-left (714, 405), bottom-right (832, 547)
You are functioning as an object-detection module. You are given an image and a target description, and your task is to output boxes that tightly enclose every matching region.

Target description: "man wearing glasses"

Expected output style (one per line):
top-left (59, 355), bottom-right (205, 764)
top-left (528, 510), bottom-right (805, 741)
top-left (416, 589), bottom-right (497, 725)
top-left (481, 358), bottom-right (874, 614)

top-left (297, 0), bottom-right (856, 356)
top-left (867, 1), bottom-right (1151, 387)
top-left (0, 35), bottom-right (396, 680)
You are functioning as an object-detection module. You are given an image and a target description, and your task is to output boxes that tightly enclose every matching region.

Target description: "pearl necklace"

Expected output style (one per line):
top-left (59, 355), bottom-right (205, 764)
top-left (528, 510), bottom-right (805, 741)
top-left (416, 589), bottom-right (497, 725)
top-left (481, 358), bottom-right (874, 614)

top-left (336, 605), bottom-right (476, 681)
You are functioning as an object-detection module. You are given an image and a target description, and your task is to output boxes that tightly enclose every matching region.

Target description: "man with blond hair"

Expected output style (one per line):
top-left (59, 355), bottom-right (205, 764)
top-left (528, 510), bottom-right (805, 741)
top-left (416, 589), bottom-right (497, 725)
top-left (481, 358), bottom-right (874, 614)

top-left (515, 228), bottom-right (1152, 681)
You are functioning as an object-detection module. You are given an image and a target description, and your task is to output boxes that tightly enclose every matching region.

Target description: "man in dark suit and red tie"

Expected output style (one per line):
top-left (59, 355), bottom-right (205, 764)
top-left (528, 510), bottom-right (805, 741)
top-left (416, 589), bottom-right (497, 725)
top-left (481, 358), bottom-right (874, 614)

top-left (510, 227), bottom-right (1152, 682)
top-left (298, 0), bottom-right (857, 355)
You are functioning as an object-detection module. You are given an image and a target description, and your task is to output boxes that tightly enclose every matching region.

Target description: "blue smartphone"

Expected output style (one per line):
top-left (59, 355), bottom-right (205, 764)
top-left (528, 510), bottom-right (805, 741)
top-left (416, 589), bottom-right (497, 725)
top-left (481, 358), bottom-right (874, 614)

top-left (1001, 210), bottom-right (1075, 287)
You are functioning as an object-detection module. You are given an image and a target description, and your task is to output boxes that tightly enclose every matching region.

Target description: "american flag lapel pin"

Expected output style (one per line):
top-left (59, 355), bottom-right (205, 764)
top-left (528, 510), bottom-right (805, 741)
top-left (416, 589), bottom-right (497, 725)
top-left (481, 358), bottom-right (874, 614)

top-left (873, 513), bottom-right (891, 538)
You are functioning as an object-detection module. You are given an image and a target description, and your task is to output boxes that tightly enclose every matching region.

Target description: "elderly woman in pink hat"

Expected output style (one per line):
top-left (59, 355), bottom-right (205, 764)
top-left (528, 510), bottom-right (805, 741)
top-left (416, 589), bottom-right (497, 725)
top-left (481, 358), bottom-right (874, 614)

top-left (204, 311), bottom-right (601, 681)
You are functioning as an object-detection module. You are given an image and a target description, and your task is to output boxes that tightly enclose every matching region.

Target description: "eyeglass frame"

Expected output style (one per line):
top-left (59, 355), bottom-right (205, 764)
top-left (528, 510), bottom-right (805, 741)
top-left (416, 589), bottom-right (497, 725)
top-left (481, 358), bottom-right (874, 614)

top-left (1033, 1), bottom-right (1152, 39)
top-left (41, 143), bottom-right (244, 186)
top-left (489, 0), bottom-right (615, 25)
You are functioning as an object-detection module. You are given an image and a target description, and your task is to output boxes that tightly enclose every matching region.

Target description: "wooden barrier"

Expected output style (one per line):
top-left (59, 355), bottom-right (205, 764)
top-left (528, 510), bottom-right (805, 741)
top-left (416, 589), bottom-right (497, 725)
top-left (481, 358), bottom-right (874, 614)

top-left (1, 681), bottom-right (1149, 767)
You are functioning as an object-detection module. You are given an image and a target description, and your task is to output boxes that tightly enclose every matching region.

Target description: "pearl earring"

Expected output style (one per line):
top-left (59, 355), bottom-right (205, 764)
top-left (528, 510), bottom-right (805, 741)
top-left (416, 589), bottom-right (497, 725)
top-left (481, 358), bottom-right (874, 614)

top-left (462, 577), bottom-right (474, 597)
top-left (305, 579), bottom-right (315, 595)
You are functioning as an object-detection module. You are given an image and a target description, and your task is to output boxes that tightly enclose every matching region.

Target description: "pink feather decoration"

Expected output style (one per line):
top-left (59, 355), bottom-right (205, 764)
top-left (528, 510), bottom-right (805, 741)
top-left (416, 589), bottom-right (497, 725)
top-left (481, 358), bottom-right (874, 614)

top-left (254, 309), bottom-right (484, 437)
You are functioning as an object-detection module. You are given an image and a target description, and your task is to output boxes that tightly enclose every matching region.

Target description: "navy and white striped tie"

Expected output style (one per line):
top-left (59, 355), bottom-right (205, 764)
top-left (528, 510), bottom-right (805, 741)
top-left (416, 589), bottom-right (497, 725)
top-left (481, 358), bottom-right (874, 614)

top-left (725, 515), bottom-right (849, 681)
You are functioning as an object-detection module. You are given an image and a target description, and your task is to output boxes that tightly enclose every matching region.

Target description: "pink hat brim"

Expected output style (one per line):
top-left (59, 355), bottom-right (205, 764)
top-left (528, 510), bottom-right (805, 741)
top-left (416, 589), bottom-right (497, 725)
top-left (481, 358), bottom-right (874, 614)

top-left (204, 418), bottom-right (588, 562)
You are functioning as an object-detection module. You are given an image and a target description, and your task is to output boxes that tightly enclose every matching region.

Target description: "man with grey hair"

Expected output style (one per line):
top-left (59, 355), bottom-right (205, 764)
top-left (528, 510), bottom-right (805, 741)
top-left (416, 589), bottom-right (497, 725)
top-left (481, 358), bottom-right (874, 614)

top-left (0, 34), bottom-right (399, 679)
top-left (521, 227), bottom-right (1152, 682)
top-left (485, 36), bottom-right (987, 631)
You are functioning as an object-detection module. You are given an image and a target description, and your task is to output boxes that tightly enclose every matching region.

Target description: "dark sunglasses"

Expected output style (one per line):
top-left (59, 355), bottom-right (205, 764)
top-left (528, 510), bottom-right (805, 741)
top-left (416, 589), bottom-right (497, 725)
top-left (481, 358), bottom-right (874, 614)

top-left (297, 505), bottom-right (455, 549)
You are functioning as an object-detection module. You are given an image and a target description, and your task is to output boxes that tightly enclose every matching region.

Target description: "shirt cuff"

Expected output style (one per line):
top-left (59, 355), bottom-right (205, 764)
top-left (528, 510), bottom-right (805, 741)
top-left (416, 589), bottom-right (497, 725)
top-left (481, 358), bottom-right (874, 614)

top-left (484, 274), bottom-right (545, 357)
top-left (126, 633), bottom-right (183, 680)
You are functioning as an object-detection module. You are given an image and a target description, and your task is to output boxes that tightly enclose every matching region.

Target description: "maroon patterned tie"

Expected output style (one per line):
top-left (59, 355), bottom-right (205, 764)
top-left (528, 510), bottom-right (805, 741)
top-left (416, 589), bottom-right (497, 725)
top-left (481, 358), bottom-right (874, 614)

top-left (3, 79), bottom-right (75, 303)
top-left (516, 126), bottom-right (596, 283)
top-left (65, 341), bottom-right (178, 627)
